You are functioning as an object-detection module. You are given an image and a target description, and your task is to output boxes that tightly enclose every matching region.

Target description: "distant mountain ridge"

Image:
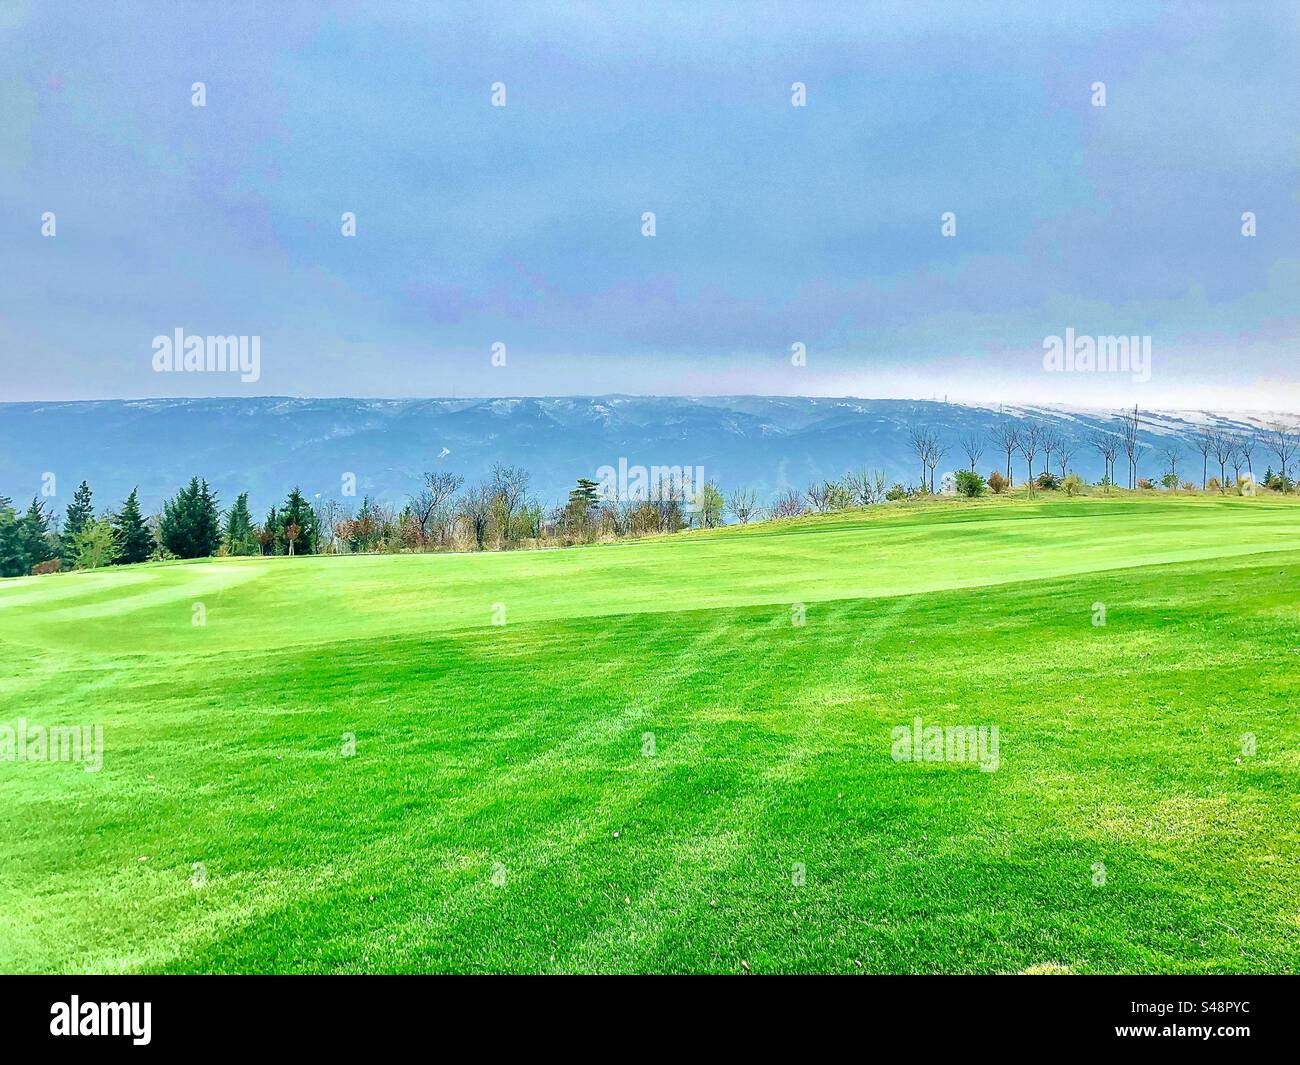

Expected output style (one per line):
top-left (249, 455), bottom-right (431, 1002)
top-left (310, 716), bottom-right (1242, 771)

top-left (0, 396), bottom-right (1287, 516)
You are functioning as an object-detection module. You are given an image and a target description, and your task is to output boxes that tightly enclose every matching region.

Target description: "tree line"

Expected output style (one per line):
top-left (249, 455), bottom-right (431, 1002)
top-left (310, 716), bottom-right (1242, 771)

top-left (2, 412), bottom-right (1296, 577)
top-left (913, 411), bottom-right (1296, 497)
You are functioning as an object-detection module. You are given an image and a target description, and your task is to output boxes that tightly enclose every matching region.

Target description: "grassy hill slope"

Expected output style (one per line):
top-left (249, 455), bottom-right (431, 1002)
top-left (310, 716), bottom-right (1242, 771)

top-left (2, 496), bottom-right (1298, 972)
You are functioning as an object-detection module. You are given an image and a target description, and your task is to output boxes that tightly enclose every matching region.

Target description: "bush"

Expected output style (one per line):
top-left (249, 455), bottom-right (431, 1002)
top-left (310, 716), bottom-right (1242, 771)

top-left (1062, 473), bottom-right (1084, 496)
top-left (1137, 477), bottom-right (1155, 490)
top-left (955, 470), bottom-right (986, 497)
top-left (885, 483), bottom-right (908, 501)
top-left (987, 471), bottom-right (1008, 494)
top-left (1036, 471), bottom-right (1061, 490)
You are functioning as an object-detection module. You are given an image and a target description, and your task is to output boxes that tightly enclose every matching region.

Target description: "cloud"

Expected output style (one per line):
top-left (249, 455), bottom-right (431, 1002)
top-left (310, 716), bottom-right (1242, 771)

top-left (0, 1), bottom-right (1296, 407)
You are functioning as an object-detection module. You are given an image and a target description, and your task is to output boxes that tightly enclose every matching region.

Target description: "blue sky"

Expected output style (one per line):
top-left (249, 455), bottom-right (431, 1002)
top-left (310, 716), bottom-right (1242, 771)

top-left (1, 1), bottom-right (1297, 408)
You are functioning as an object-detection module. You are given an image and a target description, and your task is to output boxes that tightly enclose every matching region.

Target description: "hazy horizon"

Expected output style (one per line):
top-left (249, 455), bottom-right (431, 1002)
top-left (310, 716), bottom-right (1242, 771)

top-left (3, 391), bottom-right (1298, 418)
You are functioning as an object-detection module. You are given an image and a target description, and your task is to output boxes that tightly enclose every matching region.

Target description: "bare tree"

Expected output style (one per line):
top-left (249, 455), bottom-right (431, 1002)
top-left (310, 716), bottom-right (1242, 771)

top-left (1228, 435), bottom-right (1245, 489)
top-left (1090, 430), bottom-right (1120, 491)
top-left (602, 498), bottom-right (634, 537)
top-left (990, 423), bottom-right (1021, 487)
top-left (907, 425), bottom-right (937, 491)
top-left (959, 435), bottom-right (985, 471)
top-left (411, 471), bottom-right (463, 545)
top-left (1119, 407), bottom-right (1145, 489)
top-left (1017, 422), bottom-right (1043, 494)
top-left (726, 487), bottom-right (758, 524)
top-left (1056, 436), bottom-right (1077, 479)
top-left (771, 488), bottom-right (804, 518)
top-left (459, 482), bottom-right (494, 549)
top-left (805, 480), bottom-right (846, 512)
top-left (316, 498), bottom-right (344, 553)
top-left (1191, 431), bottom-right (1214, 490)
top-left (844, 468), bottom-right (887, 506)
top-left (804, 481), bottom-right (827, 513)
top-left (1207, 431), bottom-right (1235, 493)
top-left (1266, 420), bottom-right (1297, 492)
top-left (1237, 432), bottom-right (1257, 480)
top-left (925, 439), bottom-right (949, 494)
top-left (870, 467), bottom-right (886, 503)
top-left (1039, 427), bottom-right (1062, 478)
top-left (490, 464), bottom-right (530, 544)
top-left (649, 475), bottom-right (687, 532)
top-left (1161, 444), bottom-right (1183, 491)
top-left (843, 469), bottom-right (868, 506)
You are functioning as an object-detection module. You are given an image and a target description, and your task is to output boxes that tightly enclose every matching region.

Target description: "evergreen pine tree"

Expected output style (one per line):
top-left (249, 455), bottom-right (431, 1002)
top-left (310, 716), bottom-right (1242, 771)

top-left (569, 478), bottom-right (600, 509)
top-left (222, 492), bottom-right (257, 555)
top-left (17, 497), bottom-right (54, 566)
top-left (159, 478), bottom-right (222, 559)
top-left (112, 488), bottom-right (155, 564)
top-left (262, 506), bottom-right (281, 555)
top-left (159, 480), bottom-right (195, 558)
top-left (280, 487), bottom-right (318, 555)
top-left (195, 480), bottom-right (222, 557)
top-left (352, 497), bottom-right (377, 551)
top-left (61, 481), bottom-right (94, 564)
top-left (0, 500), bottom-right (27, 577)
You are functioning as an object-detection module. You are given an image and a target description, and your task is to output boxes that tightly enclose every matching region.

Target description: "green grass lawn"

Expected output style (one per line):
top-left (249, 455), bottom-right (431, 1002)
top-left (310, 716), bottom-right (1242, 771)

top-left (2, 494), bottom-right (1299, 973)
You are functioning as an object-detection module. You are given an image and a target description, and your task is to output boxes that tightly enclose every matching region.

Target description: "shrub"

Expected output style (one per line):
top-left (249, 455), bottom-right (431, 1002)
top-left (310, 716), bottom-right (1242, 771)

top-left (885, 483), bottom-right (908, 501)
top-left (1036, 471), bottom-right (1061, 491)
top-left (1062, 473), bottom-right (1084, 496)
top-left (955, 470), bottom-right (986, 497)
top-left (71, 518), bottom-right (117, 570)
top-left (1264, 469), bottom-right (1292, 492)
top-left (1207, 477), bottom-right (1222, 493)
top-left (1181, 481), bottom-right (1195, 493)
top-left (987, 471), bottom-right (1008, 494)
top-left (1137, 478), bottom-right (1155, 490)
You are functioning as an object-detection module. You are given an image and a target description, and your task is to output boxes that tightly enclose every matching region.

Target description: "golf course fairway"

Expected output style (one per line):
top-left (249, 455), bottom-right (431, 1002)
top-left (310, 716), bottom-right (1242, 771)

top-left (2, 494), bottom-right (1298, 973)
